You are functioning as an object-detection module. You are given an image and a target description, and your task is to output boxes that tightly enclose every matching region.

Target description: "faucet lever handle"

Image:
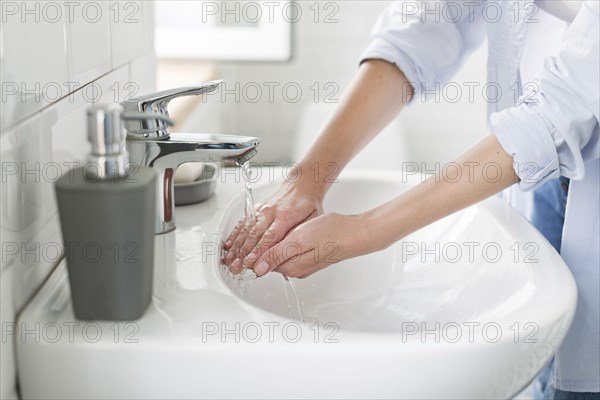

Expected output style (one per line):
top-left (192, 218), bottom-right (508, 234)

top-left (121, 80), bottom-right (223, 139)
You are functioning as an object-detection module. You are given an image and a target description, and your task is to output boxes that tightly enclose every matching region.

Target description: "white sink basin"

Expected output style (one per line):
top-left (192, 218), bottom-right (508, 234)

top-left (16, 170), bottom-right (576, 399)
top-left (217, 171), bottom-right (577, 398)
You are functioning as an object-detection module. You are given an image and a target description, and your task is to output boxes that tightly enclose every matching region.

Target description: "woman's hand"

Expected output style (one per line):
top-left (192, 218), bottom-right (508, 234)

top-left (237, 134), bottom-right (518, 280)
top-left (223, 181), bottom-right (324, 274)
top-left (222, 60), bottom-right (412, 275)
top-left (251, 212), bottom-right (376, 278)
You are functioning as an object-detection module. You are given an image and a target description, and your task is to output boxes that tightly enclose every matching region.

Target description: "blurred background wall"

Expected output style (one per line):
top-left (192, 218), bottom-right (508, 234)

top-left (155, 1), bottom-right (490, 169)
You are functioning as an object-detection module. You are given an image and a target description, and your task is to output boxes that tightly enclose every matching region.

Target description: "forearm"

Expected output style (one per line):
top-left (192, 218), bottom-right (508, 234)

top-left (293, 59), bottom-right (413, 198)
top-left (363, 134), bottom-right (519, 251)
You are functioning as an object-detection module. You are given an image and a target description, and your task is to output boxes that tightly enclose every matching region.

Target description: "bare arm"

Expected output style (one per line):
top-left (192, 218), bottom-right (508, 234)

top-left (363, 134), bottom-right (518, 251)
top-left (253, 134), bottom-right (519, 277)
top-left (224, 60), bottom-right (413, 271)
top-left (292, 59), bottom-right (413, 198)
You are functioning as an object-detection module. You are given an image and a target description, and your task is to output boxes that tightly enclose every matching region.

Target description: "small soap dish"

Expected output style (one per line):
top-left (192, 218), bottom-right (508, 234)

top-left (174, 164), bottom-right (217, 206)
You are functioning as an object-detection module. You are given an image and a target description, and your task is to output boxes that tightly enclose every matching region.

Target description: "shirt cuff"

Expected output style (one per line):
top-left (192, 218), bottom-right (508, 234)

top-left (491, 104), bottom-right (561, 191)
top-left (359, 38), bottom-right (420, 103)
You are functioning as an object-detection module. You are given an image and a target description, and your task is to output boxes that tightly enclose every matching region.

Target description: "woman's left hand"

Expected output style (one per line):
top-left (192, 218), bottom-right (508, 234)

top-left (249, 212), bottom-right (376, 278)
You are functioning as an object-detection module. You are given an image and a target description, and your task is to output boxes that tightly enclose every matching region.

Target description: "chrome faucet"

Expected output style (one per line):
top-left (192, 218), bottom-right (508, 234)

top-left (121, 80), bottom-right (261, 234)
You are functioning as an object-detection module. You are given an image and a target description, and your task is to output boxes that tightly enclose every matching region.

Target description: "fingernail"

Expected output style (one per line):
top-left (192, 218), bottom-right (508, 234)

top-left (232, 258), bottom-right (242, 269)
top-left (225, 240), bottom-right (232, 249)
top-left (245, 252), bottom-right (258, 263)
top-left (231, 266), bottom-right (243, 275)
top-left (255, 260), bottom-right (270, 276)
top-left (225, 252), bottom-right (235, 264)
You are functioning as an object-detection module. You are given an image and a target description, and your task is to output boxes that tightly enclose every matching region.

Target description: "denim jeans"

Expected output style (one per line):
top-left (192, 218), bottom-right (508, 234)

top-left (543, 385), bottom-right (600, 400)
top-left (528, 178), bottom-right (599, 399)
top-left (530, 178), bottom-right (566, 399)
top-left (531, 177), bottom-right (570, 253)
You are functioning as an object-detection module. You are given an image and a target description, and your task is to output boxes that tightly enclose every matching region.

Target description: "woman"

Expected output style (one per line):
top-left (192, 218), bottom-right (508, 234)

top-left (224, 1), bottom-right (599, 398)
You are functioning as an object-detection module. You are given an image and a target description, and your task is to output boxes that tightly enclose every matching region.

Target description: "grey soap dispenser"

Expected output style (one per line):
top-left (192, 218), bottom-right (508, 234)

top-left (55, 104), bottom-right (156, 321)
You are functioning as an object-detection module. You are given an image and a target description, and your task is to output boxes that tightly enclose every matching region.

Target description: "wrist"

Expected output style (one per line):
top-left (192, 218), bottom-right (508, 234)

top-left (285, 162), bottom-right (330, 201)
top-left (359, 206), bottom-right (407, 253)
top-left (281, 180), bottom-right (326, 206)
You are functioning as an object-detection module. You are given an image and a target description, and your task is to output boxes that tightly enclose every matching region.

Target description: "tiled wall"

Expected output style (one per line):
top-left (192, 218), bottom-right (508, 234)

top-left (0, 2), bottom-right (156, 398)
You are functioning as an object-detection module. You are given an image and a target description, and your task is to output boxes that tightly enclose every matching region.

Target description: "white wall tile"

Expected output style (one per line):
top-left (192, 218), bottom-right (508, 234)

top-left (0, 114), bottom-right (59, 355)
top-left (97, 64), bottom-right (132, 103)
top-left (40, 84), bottom-right (94, 225)
top-left (0, 2), bottom-right (68, 130)
top-left (42, 64), bottom-right (131, 223)
top-left (1, 38), bottom-right (151, 400)
top-left (0, 115), bottom-right (48, 261)
top-left (66, 1), bottom-right (112, 85)
top-left (0, 2), bottom-right (154, 394)
top-left (0, 63), bottom-right (135, 314)
top-left (0, 68), bottom-right (141, 400)
top-left (129, 53), bottom-right (157, 97)
top-left (0, 214), bottom-right (59, 398)
top-left (109, 1), bottom-right (149, 68)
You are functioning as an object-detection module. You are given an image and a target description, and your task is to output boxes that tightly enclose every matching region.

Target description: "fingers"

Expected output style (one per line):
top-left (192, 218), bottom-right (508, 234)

top-left (224, 218), bottom-right (246, 251)
top-left (243, 208), bottom-right (320, 268)
top-left (242, 220), bottom-right (291, 268)
top-left (224, 198), bottom-right (322, 275)
top-left (223, 217), bottom-right (248, 273)
top-left (274, 249), bottom-right (320, 278)
top-left (253, 235), bottom-right (313, 277)
top-left (224, 203), bottom-right (270, 254)
top-left (224, 217), bottom-right (256, 267)
top-left (224, 209), bottom-right (276, 267)
top-left (226, 259), bottom-right (245, 275)
top-left (231, 216), bottom-right (273, 266)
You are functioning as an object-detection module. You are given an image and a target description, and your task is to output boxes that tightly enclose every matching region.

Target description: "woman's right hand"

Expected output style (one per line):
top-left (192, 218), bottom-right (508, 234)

top-left (222, 180), bottom-right (324, 274)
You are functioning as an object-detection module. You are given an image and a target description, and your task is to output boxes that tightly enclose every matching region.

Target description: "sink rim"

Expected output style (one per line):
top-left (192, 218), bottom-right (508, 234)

top-left (213, 169), bottom-right (577, 339)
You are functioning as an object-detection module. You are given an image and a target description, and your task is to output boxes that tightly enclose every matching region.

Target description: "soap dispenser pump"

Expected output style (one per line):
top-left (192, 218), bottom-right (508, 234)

top-left (55, 104), bottom-right (157, 321)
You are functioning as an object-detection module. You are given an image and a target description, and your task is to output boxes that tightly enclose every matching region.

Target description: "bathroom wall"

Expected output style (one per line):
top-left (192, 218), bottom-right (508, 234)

top-left (0, 2), bottom-right (156, 398)
top-left (176, 1), bottom-right (489, 166)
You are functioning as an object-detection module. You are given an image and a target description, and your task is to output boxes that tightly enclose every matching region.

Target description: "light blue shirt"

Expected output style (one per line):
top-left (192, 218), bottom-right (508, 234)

top-left (360, 0), bottom-right (599, 392)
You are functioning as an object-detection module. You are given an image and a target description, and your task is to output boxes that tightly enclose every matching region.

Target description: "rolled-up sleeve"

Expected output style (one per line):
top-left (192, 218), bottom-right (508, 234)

top-left (491, 1), bottom-right (600, 191)
top-left (360, 1), bottom-right (486, 94)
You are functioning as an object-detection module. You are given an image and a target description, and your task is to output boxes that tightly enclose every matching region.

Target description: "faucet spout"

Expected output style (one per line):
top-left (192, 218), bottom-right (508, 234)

top-left (127, 133), bottom-right (261, 234)
top-left (132, 133), bottom-right (261, 166)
